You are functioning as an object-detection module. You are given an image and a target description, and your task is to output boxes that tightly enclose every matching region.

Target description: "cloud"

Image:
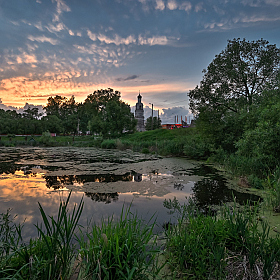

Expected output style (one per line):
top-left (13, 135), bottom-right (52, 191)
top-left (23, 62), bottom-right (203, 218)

top-left (155, 0), bottom-right (165, 10)
top-left (167, 0), bottom-right (178, 10)
top-left (87, 30), bottom-right (97, 41)
top-left (98, 34), bottom-right (136, 45)
top-left (160, 106), bottom-right (192, 124)
top-left (130, 104), bottom-right (192, 124)
top-left (34, 22), bottom-right (44, 31)
top-left (94, 33), bottom-right (172, 46)
top-left (240, 14), bottom-right (280, 23)
top-left (203, 14), bottom-right (280, 31)
top-left (46, 22), bottom-right (66, 33)
top-left (179, 2), bottom-right (192, 12)
top-left (138, 35), bottom-right (168, 45)
top-left (0, 98), bottom-right (20, 111)
top-left (22, 53), bottom-right (37, 64)
top-left (52, 0), bottom-right (71, 21)
top-left (28, 35), bottom-right (58, 45)
top-left (116, 75), bottom-right (139, 82)
top-left (195, 2), bottom-right (204, 12)
top-left (265, 0), bottom-right (280, 6)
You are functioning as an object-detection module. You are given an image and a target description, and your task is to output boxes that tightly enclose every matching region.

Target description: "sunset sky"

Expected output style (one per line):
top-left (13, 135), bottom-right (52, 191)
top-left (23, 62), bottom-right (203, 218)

top-left (0, 0), bottom-right (280, 121)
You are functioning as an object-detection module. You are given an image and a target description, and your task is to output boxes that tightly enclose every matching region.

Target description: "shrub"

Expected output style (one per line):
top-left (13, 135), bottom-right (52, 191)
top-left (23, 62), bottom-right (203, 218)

top-left (141, 147), bottom-right (149, 154)
top-left (183, 134), bottom-right (212, 159)
top-left (101, 139), bottom-right (117, 149)
top-left (39, 131), bottom-right (55, 146)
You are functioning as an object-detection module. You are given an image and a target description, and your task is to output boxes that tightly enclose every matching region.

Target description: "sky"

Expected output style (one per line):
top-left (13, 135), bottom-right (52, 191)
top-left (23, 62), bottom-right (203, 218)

top-left (0, 0), bottom-right (280, 124)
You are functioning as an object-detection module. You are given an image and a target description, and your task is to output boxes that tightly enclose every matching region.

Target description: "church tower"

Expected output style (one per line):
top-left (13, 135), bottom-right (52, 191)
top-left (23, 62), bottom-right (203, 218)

top-left (135, 92), bottom-right (145, 132)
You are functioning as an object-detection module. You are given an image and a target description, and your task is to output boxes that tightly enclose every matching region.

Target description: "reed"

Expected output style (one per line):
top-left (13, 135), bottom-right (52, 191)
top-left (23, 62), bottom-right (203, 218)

top-left (164, 197), bottom-right (280, 279)
top-left (77, 205), bottom-right (160, 280)
top-left (0, 192), bottom-right (83, 280)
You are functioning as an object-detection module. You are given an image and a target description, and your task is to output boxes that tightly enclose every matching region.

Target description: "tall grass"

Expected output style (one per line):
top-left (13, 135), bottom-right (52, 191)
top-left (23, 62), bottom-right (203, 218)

top-left (77, 206), bottom-right (161, 280)
top-left (2, 192), bottom-right (280, 279)
top-left (0, 192), bottom-right (83, 280)
top-left (0, 195), bottom-right (163, 280)
top-left (163, 197), bottom-right (280, 279)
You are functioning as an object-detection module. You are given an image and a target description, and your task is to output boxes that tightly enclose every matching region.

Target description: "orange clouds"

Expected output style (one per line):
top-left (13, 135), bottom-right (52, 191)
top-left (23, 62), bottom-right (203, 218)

top-left (0, 74), bottom-right (109, 107)
top-left (0, 71), bottom-right (193, 108)
top-left (116, 82), bottom-right (193, 108)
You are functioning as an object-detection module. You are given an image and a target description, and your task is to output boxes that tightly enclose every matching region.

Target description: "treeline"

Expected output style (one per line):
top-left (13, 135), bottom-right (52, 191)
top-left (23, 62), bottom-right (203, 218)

top-left (0, 88), bottom-right (136, 137)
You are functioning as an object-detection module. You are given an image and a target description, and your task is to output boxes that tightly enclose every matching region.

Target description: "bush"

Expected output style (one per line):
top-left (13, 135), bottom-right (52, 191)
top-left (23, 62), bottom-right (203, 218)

top-left (116, 139), bottom-right (130, 150)
top-left (141, 147), bottom-right (149, 154)
top-left (101, 139), bottom-right (117, 149)
top-left (39, 131), bottom-right (55, 146)
top-left (183, 133), bottom-right (212, 159)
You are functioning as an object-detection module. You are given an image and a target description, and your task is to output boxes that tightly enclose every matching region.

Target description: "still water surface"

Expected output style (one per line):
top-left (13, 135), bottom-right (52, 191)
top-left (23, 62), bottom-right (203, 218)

top-left (0, 147), bottom-right (260, 239)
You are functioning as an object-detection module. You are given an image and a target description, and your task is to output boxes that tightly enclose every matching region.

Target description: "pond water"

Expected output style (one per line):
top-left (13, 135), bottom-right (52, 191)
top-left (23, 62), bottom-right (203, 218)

top-left (0, 147), bottom-right (260, 239)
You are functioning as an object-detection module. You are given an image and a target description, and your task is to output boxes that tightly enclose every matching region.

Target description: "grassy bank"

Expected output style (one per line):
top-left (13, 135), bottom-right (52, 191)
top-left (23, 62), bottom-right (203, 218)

top-left (1, 193), bottom-right (280, 279)
top-left (0, 129), bottom-right (193, 157)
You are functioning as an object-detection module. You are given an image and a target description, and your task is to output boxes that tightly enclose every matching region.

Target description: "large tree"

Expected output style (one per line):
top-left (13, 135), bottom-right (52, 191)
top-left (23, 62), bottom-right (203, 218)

top-left (188, 38), bottom-right (280, 151)
top-left (87, 89), bottom-right (136, 137)
top-left (44, 95), bottom-right (78, 134)
top-left (189, 38), bottom-right (280, 116)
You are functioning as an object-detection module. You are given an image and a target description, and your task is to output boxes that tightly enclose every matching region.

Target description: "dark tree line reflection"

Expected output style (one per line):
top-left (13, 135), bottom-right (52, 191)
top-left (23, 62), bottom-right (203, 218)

top-left (181, 164), bottom-right (262, 212)
top-left (85, 192), bottom-right (119, 204)
top-left (44, 173), bottom-right (135, 189)
top-left (192, 176), bottom-right (262, 210)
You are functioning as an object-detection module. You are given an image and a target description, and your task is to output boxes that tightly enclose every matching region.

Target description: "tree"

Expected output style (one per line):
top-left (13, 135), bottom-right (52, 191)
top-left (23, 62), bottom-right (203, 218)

top-left (235, 86), bottom-right (280, 174)
top-left (23, 107), bottom-right (42, 120)
top-left (81, 88), bottom-right (122, 134)
top-left (45, 96), bottom-right (66, 118)
top-left (189, 38), bottom-right (280, 116)
top-left (44, 95), bottom-right (78, 134)
top-left (145, 116), bottom-right (162, 131)
top-left (41, 115), bottom-right (63, 134)
top-left (188, 38), bottom-right (280, 151)
top-left (89, 99), bottom-right (136, 137)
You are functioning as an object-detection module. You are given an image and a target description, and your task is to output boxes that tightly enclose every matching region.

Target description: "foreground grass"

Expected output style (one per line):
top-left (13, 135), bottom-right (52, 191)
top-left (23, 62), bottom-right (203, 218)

top-left (1, 193), bottom-right (280, 279)
top-left (164, 197), bottom-right (280, 279)
top-left (0, 193), bottom-right (161, 280)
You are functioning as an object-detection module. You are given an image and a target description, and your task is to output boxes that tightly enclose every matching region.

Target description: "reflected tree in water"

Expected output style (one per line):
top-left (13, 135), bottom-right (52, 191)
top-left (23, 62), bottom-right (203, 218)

top-left (85, 192), bottom-right (119, 204)
top-left (44, 173), bottom-right (134, 189)
top-left (192, 176), bottom-right (262, 210)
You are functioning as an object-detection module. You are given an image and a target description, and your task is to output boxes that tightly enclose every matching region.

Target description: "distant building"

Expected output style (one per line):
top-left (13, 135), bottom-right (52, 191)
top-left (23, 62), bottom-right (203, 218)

top-left (135, 93), bottom-right (145, 132)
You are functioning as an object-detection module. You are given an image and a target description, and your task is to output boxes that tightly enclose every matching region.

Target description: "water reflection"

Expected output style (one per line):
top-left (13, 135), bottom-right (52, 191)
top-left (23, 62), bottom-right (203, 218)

top-left (0, 162), bottom-right (19, 175)
top-left (0, 147), bottom-right (264, 241)
top-left (85, 192), bottom-right (119, 203)
top-left (190, 170), bottom-right (262, 210)
top-left (174, 183), bottom-right (184, 191)
top-left (44, 173), bottom-right (135, 189)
